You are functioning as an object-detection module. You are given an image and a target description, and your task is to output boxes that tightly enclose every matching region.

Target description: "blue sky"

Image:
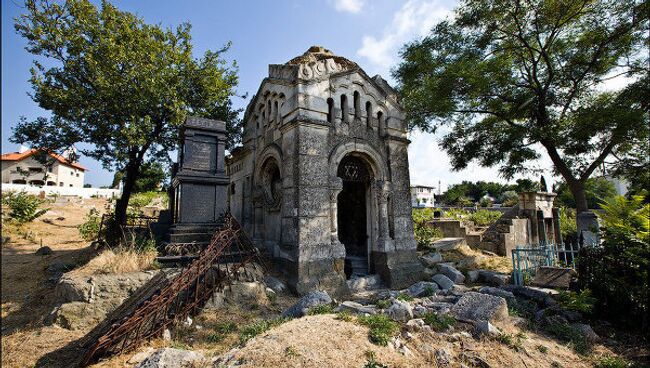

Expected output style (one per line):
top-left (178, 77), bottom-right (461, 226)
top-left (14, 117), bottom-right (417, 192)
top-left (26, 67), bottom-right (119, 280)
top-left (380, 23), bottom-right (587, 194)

top-left (2, 0), bottom-right (554, 189)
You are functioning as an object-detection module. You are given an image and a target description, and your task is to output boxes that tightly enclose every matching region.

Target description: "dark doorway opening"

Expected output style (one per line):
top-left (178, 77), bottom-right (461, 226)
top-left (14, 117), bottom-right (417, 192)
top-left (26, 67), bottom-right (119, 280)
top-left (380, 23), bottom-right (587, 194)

top-left (337, 155), bottom-right (372, 278)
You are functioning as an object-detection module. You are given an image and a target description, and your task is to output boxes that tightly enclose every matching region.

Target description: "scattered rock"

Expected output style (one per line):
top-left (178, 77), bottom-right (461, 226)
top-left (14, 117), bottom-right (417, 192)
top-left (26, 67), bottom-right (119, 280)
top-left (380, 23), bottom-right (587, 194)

top-left (412, 305), bottom-right (428, 318)
top-left (347, 274), bottom-right (382, 292)
top-left (407, 281), bottom-right (439, 297)
top-left (135, 348), bottom-right (206, 368)
top-left (282, 290), bottom-right (332, 318)
top-left (432, 237), bottom-right (465, 251)
top-left (387, 299), bottom-right (414, 322)
top-left (420, 252), bottom-right (443, 267)
top-left (531, 266), bottom-right (577, 289)
top-left (183, 316), bottom-right (192, 327)
top-left (474, 320), bottom-right (500, 336)
top-left (572, 323), bottom-right (599, 342)
top-left (335, 301), bottom-right (377, 315)
top-left (432, 274), bottom-right (455, 290)
top-left (405, 318), bottom-right (426, 332)
top-left (35, 246), bottom-right (53, 255)
top-left (478, 286), bottom-right (514, 300)
top-left (437, 264), bottom-right (465, 284)
top-left (478, 270), bottom-right (510, 286)
top-left (128, 348), bottom-right (155, 365)
top-left (263, 276), bottom-right (288, 293)
top-left (204, 281), bottom-right (269, 309)
top-left (467, 270), bottom-right (480, 283)
top-left (502, 285), bottom-right (557, 307)
top-left (162, 329), bottom-right (171, 341)
top-left (51, 302), bottom-right (110, 331)
top-left (435, 348), bottom-right (453, 366)
top-left (451, 292), bottom-right (508, 323)
top-left (561, 309), bottom-right (583, 323)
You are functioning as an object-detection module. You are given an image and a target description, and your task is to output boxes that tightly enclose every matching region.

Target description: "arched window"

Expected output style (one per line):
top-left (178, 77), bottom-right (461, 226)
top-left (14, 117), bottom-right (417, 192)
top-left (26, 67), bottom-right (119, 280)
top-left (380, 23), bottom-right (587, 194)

top-left (377, 111), bottom-right (384, 136)
top-left (365, 101), bottom-right (372, 128)
top-left (267, 100), bottom-right (272, 123)
top-left (340, 95), bottom-right (348, 123)
top-left (353, 91), bottom-right (361, 119)
top-left (274, 100), bottom-right (279, 123)
top-left (327, 98), bottom-right (334, 124)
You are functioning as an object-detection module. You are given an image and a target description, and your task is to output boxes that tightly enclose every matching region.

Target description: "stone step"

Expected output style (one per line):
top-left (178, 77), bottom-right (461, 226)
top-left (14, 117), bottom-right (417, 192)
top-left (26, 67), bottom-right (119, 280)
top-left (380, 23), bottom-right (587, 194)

top-left (431, 237), bottom-right (466, 251)
top-left (169, 232), bottom-right (214, 243)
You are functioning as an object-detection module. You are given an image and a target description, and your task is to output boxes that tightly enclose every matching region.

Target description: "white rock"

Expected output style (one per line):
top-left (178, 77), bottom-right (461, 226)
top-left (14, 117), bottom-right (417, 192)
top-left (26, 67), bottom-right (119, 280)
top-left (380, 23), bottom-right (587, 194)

top-left (135, 348), bottom-right (205, 368)
top-left (387, 299), bottom-right (414, 322)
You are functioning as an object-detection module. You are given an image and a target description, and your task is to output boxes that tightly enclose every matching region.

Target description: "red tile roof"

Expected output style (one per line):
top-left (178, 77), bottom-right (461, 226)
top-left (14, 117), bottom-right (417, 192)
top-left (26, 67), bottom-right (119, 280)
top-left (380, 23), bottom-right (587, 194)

top-left (1, 149), bottom-right (87, 171)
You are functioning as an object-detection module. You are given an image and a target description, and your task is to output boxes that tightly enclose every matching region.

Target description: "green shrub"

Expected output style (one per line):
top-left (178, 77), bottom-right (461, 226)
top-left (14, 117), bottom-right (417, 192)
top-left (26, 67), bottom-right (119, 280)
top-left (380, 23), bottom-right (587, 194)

top-left (239, 317), bottom-right (288, 345)
top-left (412, 208), bottom-right (443, 248)
top-left (207, 322), bottom-right (238, 343)
top-left (395, 293), bottom-right (414, 302)
top-left (375, 299), bottom-right (390, 309)
top-left (594, 356), bottom-right (641, 368)
top-left (500, 191), bottom-right (518, 207)
top-left (358, 314), bottom-right (399, 346)
top-left (544, 322), bottom-right (590, 354)
top-left (495, 332), bottom-right (524, 351)
top-left (556, 289), bottom-right (596, 314)
top-left (467, 209), bottom-right (502, 226)
top-left (363, 351), bottom-right (389, 368)
top-left (577, 195), bottom-right (649, 330)
top-left (479, 197), bottom-right (493, 207)
top-left (536, 345), bottom-right (548, 354)
top-left (307, 304), bottom-right (335, 315)
top-left (2, 191), bottom-right (49, 223)
top-left (443, 208), bottom-right (470, 220)
top-left (78, 209), bottom-right (102, 241)
top-left (335, 311), bottom-right (354, 322)
top-left (558, 207), bottom-right (577, 241)
top-left (422, 312), bottom-right (456, 331)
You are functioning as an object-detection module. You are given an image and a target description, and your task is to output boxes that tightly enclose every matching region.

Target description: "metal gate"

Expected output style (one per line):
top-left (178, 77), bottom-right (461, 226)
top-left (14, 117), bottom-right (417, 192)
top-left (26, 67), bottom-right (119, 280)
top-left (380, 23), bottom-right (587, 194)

top-left (511, 243), bottom-right (580, 286)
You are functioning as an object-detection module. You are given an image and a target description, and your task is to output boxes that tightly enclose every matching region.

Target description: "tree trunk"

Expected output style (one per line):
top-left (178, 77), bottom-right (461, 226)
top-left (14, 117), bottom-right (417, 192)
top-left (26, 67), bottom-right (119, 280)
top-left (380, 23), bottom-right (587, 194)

top-left (114, 162), bottom-right (140, 227)
top-left (568, 180), bottom-right (589, 214)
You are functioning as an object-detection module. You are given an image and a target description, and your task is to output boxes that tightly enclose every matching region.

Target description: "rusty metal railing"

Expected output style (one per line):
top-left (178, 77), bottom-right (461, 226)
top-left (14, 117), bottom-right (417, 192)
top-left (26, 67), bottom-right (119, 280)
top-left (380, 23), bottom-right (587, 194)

top-left (81, 213), bottom-right (265, 366)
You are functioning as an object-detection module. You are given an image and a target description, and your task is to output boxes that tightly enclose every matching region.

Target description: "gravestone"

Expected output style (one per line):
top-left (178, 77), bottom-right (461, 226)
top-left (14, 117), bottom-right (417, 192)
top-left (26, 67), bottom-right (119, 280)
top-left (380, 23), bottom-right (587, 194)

top-left (167, 117), bottom-right (229, 248)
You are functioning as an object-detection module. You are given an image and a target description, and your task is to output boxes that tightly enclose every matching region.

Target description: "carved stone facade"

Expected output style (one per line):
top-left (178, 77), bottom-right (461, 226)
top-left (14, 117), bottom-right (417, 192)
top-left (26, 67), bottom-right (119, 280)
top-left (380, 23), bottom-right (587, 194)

top-left (227, 46), bottom-right (423, 295)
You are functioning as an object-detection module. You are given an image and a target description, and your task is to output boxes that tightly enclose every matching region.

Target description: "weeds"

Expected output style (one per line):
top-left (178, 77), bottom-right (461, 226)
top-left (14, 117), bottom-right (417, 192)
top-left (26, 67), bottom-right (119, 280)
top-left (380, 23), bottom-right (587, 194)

top-left (2, 191), bottom-right (49, 224)
top-left (358, 314), bottom-right (399, 346)
top-left (363, 350), bottom-right (389, 368)
top-left (422, 312), bottom-right (456, 331)
top-left (545, 322), bottom-right (590, 355)
top-left (335, 311), bottom-right (354, 322)
top-left (284, 345), bottom-right (300, 357)
top-left (536, 345), bottom-right (548, 354)
top-left (307, 304), bottom-right (335, 315)
top-left (239, 317), bottom-right (288, 345)
top-left (206, 322), bottom-right (238, 343)
top-left (495, 332), bottom-right (524, 351)
top-left (395, 293), bottom-right (414, 302)
top-left (594, 356), bottom-right (641, 368)
top-left (556, 289), bottom-right (596, 314)
top-left (375, 299), bottom-right (390, 309)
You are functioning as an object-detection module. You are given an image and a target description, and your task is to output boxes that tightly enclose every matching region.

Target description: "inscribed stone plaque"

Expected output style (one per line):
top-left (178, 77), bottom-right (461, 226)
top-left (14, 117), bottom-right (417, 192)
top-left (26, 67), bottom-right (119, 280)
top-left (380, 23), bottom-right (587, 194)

top-left (180, 184), bottom-right (216, 223)
top-left (184, 135), bottom-right (217, 172)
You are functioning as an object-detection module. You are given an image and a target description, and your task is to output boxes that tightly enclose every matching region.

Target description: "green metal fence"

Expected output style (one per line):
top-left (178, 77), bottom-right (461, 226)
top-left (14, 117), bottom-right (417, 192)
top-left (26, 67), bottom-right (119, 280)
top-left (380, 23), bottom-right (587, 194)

top-left (511, 242), bottom-right (580, 286)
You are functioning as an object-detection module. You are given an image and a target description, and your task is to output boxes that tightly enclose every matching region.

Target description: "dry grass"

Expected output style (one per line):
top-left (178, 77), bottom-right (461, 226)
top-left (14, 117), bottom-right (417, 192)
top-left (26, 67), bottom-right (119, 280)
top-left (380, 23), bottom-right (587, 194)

top-left (442, 244), bottom-right (512, 273)
top-left (73, 247), bottom-right (158, 275)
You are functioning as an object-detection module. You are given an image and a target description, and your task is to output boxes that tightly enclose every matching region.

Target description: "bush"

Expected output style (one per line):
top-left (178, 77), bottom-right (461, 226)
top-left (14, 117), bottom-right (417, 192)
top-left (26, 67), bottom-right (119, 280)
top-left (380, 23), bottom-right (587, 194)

top-left (358, 314), bottom-right (399, 346)
top-left (556, 289), bottom-right (596, 314)
top-left (500, 190), bottom-right (518, 207)
top-left (467, 209), bottom-right (502, 226)
top-left (577, 195), bottom-right (649, 330)
top-left (78, 208), bottom-right (102, 241)
top-left (479, 197), bottom-right (493, 207)
top-left (2, 191), bottom-right (49, 223)
top-left (412, 208), bottom-right (443, 248)
top-left (443, 208), bottom-right (470, 220)
top-left (558, 207), bottom-right (577, 242)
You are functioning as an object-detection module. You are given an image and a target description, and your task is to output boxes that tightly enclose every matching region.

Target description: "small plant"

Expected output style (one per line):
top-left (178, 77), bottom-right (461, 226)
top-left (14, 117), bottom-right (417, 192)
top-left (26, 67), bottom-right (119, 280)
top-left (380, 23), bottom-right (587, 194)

top-left (375, 299), bottom-right (390, 309)
top-left (78, 208), bottom-right (102, 241)
top-left (556, 289), bottom-right (596, 314)
top-left (239, 317), bottom-right (288, 345)
top-left (495, 332), bottom-right (524, 351)
top-left (307, 304), bottom-right (335, 315)
top-left (594, 356), bottom-right (639, 368)
top-left (507, 298), bottom-right (537, 320)
top-left (544, 322), bottom-right (590, 355)
top-left (536, 344), bottom-right (548, 354)
top-left (395, 293), bottom-right (414, 302)
top-left (422, 312), bottom-right (456, 331)
top-left (358, 314), bottom-right (399, 346)
top-left (467, 209), bottom-right (502, 226)
top-left (363, 350), bottom-right (389, 368)
top-left (2, 191), bottom-right (49, 223)
top-left (422, 286), bottom-right (436, 297)
top-left (285, 345), bottom-right (300, 357)
top-left (335, 311), bottom-right (354, 322)
top-left (412, 208), bottom-right (444, 248)
top-left (207, 322), bottom-right (238, 343)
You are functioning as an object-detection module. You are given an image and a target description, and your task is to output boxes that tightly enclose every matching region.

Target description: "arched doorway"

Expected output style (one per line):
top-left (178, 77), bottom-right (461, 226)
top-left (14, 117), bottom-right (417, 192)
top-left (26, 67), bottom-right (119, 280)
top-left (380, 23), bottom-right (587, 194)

top-left (337, 155), bottom-right (372, 278)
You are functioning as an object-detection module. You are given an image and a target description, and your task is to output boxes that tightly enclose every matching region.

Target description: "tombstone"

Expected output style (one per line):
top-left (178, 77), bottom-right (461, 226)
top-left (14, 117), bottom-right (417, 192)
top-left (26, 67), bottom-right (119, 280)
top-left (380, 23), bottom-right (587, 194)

top-left (167, 117), bottom-right (229, 248)
top-left (577, 211), bottom-right (600, 247)
top-left (226, 46), bottom-right (423, 295)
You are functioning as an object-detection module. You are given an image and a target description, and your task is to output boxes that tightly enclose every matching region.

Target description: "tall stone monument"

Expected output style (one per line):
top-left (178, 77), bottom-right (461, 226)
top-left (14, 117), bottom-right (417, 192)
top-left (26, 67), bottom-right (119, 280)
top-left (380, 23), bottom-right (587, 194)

top-left (227, 46), bottom-right (423, 295)
top-left (168, 116), bottom-right (229, 246)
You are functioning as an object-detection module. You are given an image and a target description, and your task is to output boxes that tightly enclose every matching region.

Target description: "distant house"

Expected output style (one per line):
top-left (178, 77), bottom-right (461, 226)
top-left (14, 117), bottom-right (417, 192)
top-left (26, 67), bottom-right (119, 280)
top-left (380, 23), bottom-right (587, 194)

top-left (1, 148), bottom-right (86, 187)
top-left (411, 185), bottom-right (436, 208)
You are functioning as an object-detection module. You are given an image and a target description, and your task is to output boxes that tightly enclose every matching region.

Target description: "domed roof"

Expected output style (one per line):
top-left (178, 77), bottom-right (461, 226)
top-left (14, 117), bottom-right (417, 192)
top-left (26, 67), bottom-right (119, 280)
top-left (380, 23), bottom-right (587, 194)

top-left (286, 46), bottom-right (358, 70)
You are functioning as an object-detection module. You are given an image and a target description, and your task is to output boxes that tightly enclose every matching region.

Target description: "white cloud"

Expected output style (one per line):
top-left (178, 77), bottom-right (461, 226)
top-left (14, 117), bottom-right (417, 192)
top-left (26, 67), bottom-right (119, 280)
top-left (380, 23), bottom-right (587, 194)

top-left (328, 0), bottom-right (365, 14)
top-left (357, 0), bottom-right (451, 75)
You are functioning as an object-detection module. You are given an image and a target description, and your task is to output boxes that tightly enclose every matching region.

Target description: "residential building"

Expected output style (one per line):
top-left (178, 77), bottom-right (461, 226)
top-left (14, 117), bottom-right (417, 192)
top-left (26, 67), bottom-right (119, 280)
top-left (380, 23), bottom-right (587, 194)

top-left (1, 148), bottom-right (86, 187)
top-left (411, 185), bottom-right (436, 208)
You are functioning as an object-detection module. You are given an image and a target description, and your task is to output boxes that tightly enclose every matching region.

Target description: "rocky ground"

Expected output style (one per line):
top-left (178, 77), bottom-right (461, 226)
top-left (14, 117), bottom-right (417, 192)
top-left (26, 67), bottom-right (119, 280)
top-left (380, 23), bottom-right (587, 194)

top-left (1, 200), bottom-right (648, 368)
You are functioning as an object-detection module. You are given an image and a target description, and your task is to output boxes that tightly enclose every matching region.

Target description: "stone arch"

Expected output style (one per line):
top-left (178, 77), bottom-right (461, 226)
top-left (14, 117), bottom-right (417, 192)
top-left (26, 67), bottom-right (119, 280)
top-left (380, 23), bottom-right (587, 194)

top-left (255, 143), bottom-right (283, 180)
top-left (328, 141), bottom-right (386, 182)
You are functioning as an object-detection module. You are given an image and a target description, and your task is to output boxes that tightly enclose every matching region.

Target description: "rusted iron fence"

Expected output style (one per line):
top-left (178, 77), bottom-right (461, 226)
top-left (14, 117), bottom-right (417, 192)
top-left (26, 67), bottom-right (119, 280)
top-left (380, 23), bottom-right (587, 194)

top-left (81, 213), bottom-right (265, 366)
top-left (96, 214), bottom-right (159, 243)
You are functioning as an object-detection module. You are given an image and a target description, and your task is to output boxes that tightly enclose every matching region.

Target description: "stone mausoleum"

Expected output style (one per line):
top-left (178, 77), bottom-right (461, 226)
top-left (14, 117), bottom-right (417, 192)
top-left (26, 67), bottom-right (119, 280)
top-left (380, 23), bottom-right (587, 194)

top-left (226, 46), bottom-right (423, 294)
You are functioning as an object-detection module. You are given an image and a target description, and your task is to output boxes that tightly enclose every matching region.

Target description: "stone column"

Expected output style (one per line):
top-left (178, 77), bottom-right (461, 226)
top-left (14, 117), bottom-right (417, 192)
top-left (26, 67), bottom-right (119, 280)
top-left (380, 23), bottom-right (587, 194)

top-left (374, 180), bottom-right (391, 251)
top-left (329, 176), bottom-right (343, 244)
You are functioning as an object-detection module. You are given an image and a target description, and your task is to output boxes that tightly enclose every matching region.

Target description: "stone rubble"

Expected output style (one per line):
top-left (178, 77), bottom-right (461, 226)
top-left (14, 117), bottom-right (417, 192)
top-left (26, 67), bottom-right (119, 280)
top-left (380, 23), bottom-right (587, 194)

top-left (281, 290), bottom-right (332, 318)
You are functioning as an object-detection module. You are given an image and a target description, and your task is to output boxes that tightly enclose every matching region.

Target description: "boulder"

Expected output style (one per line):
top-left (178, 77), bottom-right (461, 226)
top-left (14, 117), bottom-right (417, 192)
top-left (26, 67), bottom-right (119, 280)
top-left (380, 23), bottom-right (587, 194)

top-left (204, 281), bottom-right (269, 309)
top-left (467, 270), bottom-right (480, 284)
top-left (347, 274), bottom-right (382, 292)
top-left (478, 270), bottom-right (509, 286)
top-left (335, 301), bottom-right (377, 315)
top-left (572, 323), bottom-right (599, 342)
top-left (407, 281), bottom-right (439, 297)
top-left (51, 302), bottom-right (111, 331)
top-left (281, 290), bottom-right (332, 318)
top-left (437, 264), bottom-right (465, 284)
top-left (36, 246), bottom-right (53, 255)
top-left (451, 292), bottom-right (508, 323)
top-left (387, 299), bottom-right (414, 322)
top-left (432, 274), bottom-right (455, 290)
top-left (405, 318), bottom-right (426, 332)
top-left (478, 286), bottom-right (515, 300)
top-left (501, 285), bottom-right (557, 307)
top-left (474, 320), bottom-right (500, 336)
top-left (420, 252), bottom-right (443, 267)
top-left (531, 267), bottom-right (577, 289)
top-left (263, 276), bottom-right (288, 293)
top-left (135, 348), bottom-right (206, 368)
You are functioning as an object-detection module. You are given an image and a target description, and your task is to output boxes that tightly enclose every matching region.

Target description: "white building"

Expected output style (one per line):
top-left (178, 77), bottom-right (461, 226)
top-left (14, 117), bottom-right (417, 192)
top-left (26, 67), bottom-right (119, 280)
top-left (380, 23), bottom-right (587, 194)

top-left (411, 185), bottom-right (436, 208)
top-left (1, 148), bottom-right (86, 187)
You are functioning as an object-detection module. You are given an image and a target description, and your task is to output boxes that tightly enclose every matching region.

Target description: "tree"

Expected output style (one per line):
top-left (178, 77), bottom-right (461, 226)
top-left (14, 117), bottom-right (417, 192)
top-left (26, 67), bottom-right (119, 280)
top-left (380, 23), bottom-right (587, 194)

top-left (111, 162), bottom-right (167, 193)
top-left (12, 0), bottom-right (241, 227)
top-left (395, 0), bottom-right (648, 214)
top-left (555, 177), bottom-right (617, 209)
